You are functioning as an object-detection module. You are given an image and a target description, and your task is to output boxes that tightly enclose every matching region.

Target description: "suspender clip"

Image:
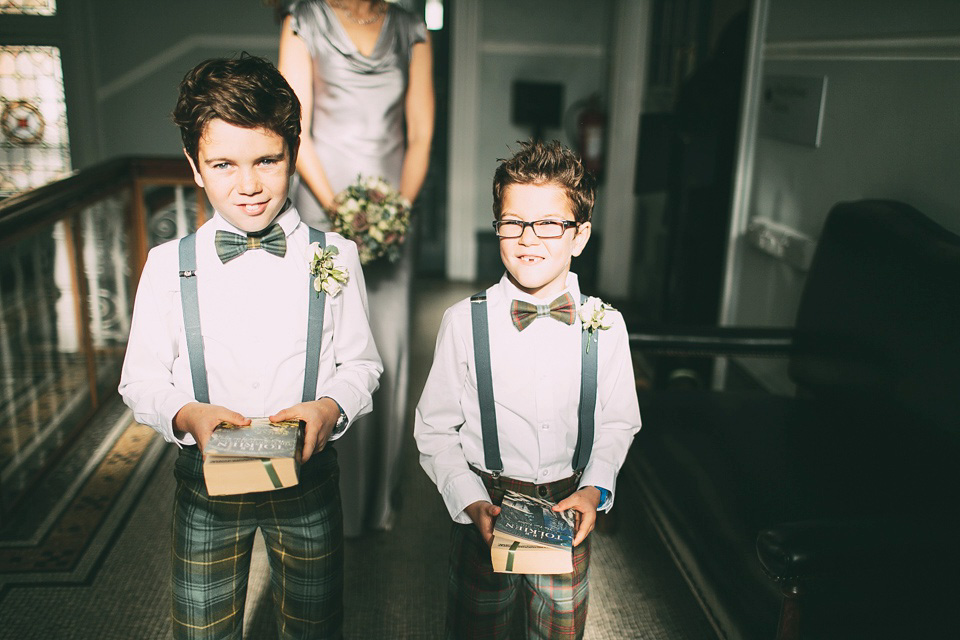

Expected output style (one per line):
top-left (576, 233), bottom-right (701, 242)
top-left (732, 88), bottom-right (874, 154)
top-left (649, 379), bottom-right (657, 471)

top-left (179, 269), bottom-right (196, 278)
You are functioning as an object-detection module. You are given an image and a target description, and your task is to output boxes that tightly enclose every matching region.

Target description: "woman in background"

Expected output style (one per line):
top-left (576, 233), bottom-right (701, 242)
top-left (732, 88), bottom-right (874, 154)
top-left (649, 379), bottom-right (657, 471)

top-left (278, 0), bottom-right (434, 536)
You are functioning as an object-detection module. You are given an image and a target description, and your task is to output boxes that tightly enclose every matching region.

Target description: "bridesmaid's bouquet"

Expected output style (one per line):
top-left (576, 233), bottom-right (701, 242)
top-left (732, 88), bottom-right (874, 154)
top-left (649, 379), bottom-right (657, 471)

top-left (329, 176), bottom-right (411, 265)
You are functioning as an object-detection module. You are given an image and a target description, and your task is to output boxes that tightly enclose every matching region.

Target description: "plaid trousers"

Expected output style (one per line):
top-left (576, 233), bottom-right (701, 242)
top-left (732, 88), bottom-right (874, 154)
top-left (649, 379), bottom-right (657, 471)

top-left (446, 471), bottom-right (591, 640)
top-left (171, 445), bottom-right (343, 640)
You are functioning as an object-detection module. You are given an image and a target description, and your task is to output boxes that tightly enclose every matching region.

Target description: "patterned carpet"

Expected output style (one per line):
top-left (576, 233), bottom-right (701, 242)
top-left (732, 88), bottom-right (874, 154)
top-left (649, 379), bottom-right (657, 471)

top-left (0, 280), bottom-right (717, 639)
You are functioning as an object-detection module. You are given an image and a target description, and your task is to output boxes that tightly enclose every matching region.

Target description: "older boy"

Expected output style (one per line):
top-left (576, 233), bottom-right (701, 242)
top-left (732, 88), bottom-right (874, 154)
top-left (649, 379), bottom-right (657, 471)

top-left (415, 140), bottom-right (642, 638)
top-left (119, 55), bottom-right (381, 639)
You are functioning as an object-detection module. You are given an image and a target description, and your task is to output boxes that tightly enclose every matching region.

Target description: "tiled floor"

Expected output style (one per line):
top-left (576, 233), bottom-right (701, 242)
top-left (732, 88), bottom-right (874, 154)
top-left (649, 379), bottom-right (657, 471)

top-left (0, 278), bottom-right (717, 639)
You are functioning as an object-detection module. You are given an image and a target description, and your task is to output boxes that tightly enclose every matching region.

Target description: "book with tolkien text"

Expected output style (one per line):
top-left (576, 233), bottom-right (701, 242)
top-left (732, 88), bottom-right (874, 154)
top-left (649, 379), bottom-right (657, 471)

top-left (202, 418), bottom-right (303, 496)
top-left (491, 490), bottom-right (575, 574)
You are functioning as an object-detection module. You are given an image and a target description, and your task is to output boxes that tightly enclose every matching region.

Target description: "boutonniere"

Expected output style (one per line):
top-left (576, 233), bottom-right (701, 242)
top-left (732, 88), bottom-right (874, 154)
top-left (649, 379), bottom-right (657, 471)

top-left (309, 242), bottom-right (349, 297)
top-left (579, 296), bottom-right (614, 352)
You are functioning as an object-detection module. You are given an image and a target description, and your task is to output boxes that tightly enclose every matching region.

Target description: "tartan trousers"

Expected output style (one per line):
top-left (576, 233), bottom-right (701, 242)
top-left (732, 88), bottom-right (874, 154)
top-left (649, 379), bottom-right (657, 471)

top-left (171, 445), bottom-right (343, 640)
top-left (446, 471), bottom-right (591, 640)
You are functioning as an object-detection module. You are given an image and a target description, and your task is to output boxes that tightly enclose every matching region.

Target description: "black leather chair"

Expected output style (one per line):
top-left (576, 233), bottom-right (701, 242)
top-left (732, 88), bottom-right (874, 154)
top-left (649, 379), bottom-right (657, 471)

top-left (623, 200), bottom-right (960, 639)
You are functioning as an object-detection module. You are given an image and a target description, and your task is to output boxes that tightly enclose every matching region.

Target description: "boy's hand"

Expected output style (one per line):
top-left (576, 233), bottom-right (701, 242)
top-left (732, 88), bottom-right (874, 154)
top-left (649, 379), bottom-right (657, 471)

top-left (464, 500), bottom-right (501, 548)
top-left (270, 398), bottom-right (340, 464)
top-left (554, 486), bottom-right (603, 547)
top-left (173, 402), bottom-right (250, 454)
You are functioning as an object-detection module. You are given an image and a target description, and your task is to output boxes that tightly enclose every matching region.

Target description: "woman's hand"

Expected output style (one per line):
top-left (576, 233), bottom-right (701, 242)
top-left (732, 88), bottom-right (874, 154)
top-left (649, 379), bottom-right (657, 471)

top-left (321, 200), bottom-right (337, 220)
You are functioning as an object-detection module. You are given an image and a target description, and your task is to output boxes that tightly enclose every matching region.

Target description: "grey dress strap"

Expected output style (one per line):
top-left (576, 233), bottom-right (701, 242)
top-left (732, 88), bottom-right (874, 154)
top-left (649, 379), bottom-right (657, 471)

top-left (470, 291), bottom-right (598, 476)
top-left (178, 234), bottom-right (209, 403)
top-left (178, 227), bottom-right (327, 406)
top-left (301, 227), bottom-right (326, 403)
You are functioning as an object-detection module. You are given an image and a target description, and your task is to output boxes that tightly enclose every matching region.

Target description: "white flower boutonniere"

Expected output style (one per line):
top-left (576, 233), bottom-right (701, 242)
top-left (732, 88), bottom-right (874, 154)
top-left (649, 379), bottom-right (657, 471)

top-left (309, 242), bottom-right (349, 297)
top-left (579, 296), bottom-right (614, 352)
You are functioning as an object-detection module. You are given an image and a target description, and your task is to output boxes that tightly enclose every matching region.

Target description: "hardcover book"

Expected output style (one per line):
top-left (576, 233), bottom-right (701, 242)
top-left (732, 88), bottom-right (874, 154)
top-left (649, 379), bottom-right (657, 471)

top-left (202, 418), bottom-right (303, 496)
top-left (491, 490), bottom-right (575, 574)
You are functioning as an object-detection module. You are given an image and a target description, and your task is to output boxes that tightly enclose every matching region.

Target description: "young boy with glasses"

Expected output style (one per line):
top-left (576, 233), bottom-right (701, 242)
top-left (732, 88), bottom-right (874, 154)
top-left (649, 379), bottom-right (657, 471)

top-left (415, 139), bottom-right (642, 638)
top-left (119, 55), bottom-right (382, 639)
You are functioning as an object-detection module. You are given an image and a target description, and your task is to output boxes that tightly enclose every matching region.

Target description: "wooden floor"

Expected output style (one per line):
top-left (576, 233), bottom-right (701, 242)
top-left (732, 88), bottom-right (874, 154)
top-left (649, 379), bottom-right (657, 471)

top-left (0, 278), bottom-right (717, 639)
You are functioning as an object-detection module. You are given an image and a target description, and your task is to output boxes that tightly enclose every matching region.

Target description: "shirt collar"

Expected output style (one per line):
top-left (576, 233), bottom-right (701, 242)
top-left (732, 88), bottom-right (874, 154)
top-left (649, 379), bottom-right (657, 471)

top-left (496, 271), bottom-right (581, 306)
top-left (211, 199), bottom-right (301, 237)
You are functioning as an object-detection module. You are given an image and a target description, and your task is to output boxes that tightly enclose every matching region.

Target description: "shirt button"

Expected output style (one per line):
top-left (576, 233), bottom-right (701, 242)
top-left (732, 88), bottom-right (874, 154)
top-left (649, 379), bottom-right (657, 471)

top-left (541, 470), bottom-right (549, 478)
top-left (540, 423), bottom-right (549, 430)
top-left (252, 382), bottom-right (260, 389)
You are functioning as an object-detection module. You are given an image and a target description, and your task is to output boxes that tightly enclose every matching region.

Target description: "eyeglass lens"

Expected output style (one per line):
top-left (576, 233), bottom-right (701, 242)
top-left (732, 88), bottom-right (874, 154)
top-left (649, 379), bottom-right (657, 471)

top-left (495, 220), bottom-right (570, 238)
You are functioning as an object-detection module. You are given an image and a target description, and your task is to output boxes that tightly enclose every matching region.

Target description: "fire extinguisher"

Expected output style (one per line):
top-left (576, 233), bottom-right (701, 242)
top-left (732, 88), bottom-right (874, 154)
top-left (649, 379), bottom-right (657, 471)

top-left (567, 94), bottom-right (606, 181)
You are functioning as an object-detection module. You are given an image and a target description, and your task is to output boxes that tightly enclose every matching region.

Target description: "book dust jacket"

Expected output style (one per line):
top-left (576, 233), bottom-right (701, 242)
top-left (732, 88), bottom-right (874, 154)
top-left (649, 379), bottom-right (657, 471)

top-left (203, 418), bottom-right (303, 495)
top-left (491, 490), bottom-right (576, 574)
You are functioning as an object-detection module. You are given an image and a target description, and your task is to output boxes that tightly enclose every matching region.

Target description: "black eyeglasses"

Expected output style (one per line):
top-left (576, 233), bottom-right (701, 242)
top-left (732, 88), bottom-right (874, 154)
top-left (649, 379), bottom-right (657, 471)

top-left (492, 219), bottom-right (579, 239)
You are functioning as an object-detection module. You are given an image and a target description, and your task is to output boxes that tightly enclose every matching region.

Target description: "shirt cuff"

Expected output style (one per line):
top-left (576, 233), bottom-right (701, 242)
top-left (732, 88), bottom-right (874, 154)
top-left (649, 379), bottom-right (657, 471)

top-left (317, 382), bottom-right (368, 440)
top-left (158, 392), bottom-right (199, 447)
top-left (442, 472), bottom-right (491, 524)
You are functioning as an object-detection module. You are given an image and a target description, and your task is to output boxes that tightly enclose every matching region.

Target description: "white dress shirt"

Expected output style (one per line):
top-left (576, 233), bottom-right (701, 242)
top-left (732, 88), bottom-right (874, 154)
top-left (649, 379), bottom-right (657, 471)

top-left (118, 204), bottom-right (382, 446)
top-left (414, 272), bottom-right (642, 524)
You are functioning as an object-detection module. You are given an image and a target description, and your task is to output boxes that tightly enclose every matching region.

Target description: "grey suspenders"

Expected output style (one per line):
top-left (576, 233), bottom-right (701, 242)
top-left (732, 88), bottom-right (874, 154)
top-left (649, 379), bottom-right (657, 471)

top-left (470, 291), bottom-right (598, 476)
top-left (178, 227), bottom-right (326, 404)
top-left (301, 228), bottom-right (326, 403)
top-left (178, 237), bottom-right (209, 403)
top-left (470, 294), bottom-right (502, 472)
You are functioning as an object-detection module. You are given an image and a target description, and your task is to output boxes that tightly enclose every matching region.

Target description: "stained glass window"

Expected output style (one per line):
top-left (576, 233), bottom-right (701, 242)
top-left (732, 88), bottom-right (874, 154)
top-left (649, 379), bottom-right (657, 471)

top-left (0, 0), bottom-right (56, 16)
top-left (0, 45), bottom-right (71, 197)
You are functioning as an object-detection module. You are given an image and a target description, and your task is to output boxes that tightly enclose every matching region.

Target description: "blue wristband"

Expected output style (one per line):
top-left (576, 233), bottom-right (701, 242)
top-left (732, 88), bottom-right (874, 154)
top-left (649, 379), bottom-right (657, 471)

top-left (594, 486), bottom-right (610, 508)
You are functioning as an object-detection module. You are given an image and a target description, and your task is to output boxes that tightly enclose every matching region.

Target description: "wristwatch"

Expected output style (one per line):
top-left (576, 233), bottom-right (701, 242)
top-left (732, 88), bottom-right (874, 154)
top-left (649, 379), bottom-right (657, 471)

top-left (332, 405), bottom-right (348, 435)
top-left (321, 396), bottom-right (348, 435)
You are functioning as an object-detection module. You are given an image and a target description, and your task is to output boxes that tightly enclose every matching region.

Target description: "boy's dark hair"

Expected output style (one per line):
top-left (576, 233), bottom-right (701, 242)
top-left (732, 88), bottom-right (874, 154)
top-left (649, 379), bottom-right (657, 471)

top-left (173, 54), bottom-right (301, 164)
top-left (492, 140), bottom-right (597, 224)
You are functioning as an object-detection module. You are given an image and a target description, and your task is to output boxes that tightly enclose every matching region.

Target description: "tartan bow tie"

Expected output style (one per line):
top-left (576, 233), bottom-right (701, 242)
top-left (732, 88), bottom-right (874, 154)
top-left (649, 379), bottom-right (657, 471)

top-left (510, 293), bottom-right (576, 331)
top-left (214, 224), bottom-right (287, 263)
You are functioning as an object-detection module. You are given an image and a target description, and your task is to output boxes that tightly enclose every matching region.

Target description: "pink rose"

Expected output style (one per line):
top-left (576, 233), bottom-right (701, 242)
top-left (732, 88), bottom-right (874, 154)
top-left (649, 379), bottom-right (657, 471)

top-left (352, 211), bottom-right (370, 232)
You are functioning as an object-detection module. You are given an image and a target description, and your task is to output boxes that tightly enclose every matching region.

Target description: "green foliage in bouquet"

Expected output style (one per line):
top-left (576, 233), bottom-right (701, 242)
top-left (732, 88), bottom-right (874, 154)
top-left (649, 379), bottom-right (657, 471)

top-left (330, 176), bottom-right (411, 265)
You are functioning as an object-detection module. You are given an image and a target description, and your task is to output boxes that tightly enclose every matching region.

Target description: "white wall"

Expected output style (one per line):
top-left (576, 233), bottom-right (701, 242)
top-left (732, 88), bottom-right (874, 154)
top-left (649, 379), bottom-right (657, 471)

top-left (84, 1), bottom-right (281, 163)
top-left (722, 0), bottom-right (960, 391)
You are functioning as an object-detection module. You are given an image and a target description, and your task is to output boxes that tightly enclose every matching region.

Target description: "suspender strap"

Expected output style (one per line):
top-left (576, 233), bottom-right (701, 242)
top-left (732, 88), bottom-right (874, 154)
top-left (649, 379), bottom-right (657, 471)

top-left (470, 292), bottom-right (503, 475)
top-left (178, 234), bottom-right (209, 403)
top-left (470, 291), bottom-right (599, 476)
top-left (573, 294), bottom-right (598, 472)
top-left (301, 228), bottom-right (327, 402)
top-left (178, 227), bottom-right (327, 406)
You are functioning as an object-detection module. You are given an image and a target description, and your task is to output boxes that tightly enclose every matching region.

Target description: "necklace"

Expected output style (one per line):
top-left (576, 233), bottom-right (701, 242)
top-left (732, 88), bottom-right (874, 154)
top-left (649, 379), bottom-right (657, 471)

top-left (329, 0), bottom-right (386, 26)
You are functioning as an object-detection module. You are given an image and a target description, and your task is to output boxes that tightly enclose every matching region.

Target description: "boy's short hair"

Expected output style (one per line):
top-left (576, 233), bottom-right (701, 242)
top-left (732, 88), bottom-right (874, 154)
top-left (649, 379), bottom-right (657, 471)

top-left (173, 54), bottom-right (301, 164)
top-left (492, 140), bottom-right (597, 224)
